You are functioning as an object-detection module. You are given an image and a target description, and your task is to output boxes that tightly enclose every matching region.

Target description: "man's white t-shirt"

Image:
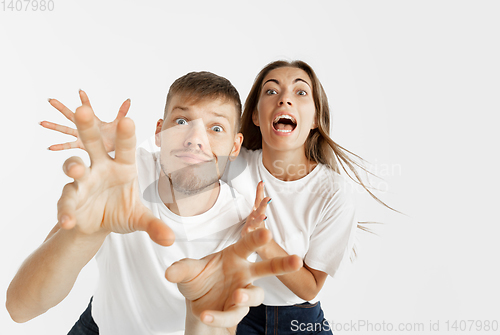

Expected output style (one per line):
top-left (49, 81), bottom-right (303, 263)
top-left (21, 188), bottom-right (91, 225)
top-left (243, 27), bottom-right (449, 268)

top-left (222, 148), bottom-right (358, 305)
top-left (92, 148), bottom-right (251, 335)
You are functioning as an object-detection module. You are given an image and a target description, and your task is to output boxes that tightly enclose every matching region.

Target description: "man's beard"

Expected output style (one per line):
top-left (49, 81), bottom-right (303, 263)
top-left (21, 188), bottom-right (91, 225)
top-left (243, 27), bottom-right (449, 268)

top-left (161, 160), bottom-right (220, 196)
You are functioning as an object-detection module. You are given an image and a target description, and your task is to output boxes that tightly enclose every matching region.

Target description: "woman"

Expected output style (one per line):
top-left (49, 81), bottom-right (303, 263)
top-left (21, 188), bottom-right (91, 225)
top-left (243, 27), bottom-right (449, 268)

top-left (219, 60), bottom-right (367, 334)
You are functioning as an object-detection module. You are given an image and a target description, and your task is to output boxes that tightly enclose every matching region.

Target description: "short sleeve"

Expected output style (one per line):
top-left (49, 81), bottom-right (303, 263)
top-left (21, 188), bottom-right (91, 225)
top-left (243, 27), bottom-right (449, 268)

top-left (304, 185), bottom-right (358, 277)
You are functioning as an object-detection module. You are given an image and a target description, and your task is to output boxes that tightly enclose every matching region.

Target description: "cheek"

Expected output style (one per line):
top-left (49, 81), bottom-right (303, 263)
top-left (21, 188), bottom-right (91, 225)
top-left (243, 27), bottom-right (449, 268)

top-left (303, 103), bottom-right (317, 126)
top-left (207, 137), bottom-right (228, 155)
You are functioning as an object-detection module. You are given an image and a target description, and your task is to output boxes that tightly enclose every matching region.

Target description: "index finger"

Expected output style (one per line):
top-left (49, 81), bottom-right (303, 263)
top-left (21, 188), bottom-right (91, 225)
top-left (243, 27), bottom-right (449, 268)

top-left (232, 228), bottom-right (272, 259)
top-left (79, 90), bottom-right (93, 109)
top-left (250, 254), bottom-right (303, 280)
top-left (114, 118), bottom-right (136, 165)
top-left (116, 99), bottom-right (131, 120)
top-left (48, 98), bottom-right (75, 123)
top-left (253, 181), bottom-right (265, 210)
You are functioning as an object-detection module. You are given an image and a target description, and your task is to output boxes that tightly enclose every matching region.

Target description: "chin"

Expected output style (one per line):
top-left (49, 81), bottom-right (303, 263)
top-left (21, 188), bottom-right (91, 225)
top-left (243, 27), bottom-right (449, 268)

top-left (169, 164), bottom-right (220, 196)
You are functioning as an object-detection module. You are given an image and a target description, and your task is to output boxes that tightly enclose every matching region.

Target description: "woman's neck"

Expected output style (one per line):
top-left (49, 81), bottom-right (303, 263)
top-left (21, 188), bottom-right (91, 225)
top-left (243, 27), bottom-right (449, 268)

top-left (261, 145), bottom-right (317, 181)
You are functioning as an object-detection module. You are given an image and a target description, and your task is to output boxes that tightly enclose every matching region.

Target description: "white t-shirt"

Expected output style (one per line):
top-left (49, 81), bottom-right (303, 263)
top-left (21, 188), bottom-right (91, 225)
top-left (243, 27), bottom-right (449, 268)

top-left (92, 148), bottom-right (251, 335)
top-left (222, 148), bottom-right (358, 305)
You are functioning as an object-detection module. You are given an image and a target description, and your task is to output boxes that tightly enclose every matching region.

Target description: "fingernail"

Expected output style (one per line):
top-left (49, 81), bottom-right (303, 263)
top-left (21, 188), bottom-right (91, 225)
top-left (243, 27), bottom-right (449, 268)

top-left (202, 314), bottom-right (214, 323)
top-left (47, 98), bottom-right (52, 102)
top-left (263, 216), bottom-right (268, 221)
top-left (38, 121), bottom-right (43, 125)
top-left (79, 88), bottom-right (82, 92)
top-left (241, 293), bottom-right (249, 302)
top-left (47, 147), bottom-right (51, 150)
top-left (127, 98), bottom-right (131, 102)
top-left (267, 198), bottom-right (272, 204)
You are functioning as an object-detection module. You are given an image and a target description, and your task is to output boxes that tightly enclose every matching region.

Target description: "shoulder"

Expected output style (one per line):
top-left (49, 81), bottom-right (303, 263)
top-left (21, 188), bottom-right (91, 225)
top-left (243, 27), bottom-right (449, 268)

top-left (310, 165), bottom-right (357, 208)
top-left (238, 147), bottom-right (261, 163)
top-left (221, 147), bottom-right (261, 184)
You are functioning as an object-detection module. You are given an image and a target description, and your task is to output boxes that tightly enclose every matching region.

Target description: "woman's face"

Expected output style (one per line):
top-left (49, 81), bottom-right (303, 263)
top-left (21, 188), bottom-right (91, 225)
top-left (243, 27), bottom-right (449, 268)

top-left (253, 66), bottom-right (317, 154)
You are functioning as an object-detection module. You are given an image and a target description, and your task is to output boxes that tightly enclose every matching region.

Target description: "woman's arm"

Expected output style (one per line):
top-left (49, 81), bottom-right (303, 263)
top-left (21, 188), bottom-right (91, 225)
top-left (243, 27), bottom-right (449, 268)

top-left (256, 240), bottom-right (327, 301)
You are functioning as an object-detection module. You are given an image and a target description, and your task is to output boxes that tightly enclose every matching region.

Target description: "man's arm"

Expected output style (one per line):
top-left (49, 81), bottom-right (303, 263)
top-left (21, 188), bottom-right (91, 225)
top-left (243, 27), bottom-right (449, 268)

top-left (6, 226), bottom-right (107, 323)
top-left (6, 99), bottom-right (174, 323)
top-left (185, 300), bottom-right (229, 335)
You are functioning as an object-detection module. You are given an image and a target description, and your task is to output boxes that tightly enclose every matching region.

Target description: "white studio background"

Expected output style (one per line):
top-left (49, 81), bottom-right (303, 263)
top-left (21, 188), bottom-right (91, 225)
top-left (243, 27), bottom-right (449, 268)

top-left (1, 1), bottom-right (499, 334)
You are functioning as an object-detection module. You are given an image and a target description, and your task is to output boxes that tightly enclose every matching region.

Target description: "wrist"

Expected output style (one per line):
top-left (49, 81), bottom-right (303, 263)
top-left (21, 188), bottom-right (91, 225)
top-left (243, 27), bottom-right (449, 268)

top-left (64, 226), bottom-right (109, 246)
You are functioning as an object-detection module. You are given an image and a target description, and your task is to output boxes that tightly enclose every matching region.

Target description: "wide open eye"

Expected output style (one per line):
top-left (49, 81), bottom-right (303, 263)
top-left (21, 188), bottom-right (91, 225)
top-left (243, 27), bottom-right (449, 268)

top-left (297, 90), bottom-right (307, 96)
top-left (211, 125), bottom-right (224, 133)
top-left (175, 118), bottom-right (188, 125)
top-left (265, 89), bottom-right (277, 95)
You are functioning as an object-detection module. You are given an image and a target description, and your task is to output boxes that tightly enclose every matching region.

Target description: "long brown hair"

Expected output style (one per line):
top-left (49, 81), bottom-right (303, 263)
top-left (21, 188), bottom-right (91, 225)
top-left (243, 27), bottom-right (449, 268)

top-left (241, 60), bottom-right (398, 250)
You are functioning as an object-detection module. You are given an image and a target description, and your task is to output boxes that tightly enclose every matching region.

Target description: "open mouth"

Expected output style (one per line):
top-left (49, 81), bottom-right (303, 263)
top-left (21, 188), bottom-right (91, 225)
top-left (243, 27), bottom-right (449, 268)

top-left (272, 114), bottom-right (297, 133)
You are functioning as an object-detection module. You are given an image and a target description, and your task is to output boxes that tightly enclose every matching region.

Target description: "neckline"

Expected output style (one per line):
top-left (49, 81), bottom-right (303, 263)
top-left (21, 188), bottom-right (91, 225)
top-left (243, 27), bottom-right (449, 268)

top-left (257, 150), bottom-right (322, 185)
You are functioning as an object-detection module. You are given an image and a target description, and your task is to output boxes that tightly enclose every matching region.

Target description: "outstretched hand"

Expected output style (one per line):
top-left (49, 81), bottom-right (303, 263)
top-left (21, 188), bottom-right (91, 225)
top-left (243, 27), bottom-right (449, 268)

top-left (41, 90), bottom-right (129, 152)
top-left (57, 99), bottom-right (174, 246)
top-left (166, 228), bottom-right (302, 329)
top-left (241, 181), bottom-right (269, 237)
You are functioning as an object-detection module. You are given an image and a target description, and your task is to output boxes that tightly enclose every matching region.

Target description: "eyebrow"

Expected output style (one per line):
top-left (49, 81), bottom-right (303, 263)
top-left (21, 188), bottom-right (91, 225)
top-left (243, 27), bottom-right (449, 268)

top-left (170, 106), bottom-right (231, 124)
top-left (262, 78), bottom-right (311, 88)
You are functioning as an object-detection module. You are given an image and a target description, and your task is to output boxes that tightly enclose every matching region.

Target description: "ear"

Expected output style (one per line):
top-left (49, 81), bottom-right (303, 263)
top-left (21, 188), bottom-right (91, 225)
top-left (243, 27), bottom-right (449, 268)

top-left (229, 132), bottom-right (244, 161)
top-left (155, 119), bottom-right (164, 147)
top-left (311, 116), bottom-right (318, 130)
top-left (252, 110), bottom-right (260, 127)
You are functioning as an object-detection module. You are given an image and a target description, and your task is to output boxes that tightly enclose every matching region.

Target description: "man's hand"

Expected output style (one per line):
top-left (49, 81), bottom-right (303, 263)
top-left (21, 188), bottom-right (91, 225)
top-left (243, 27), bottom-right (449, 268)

top-left (58, 99), bottom-right (174, 246)
top-left (41, 90), bottom-right (129, 152)
top-left (165, 228), bottom-right (302, 329)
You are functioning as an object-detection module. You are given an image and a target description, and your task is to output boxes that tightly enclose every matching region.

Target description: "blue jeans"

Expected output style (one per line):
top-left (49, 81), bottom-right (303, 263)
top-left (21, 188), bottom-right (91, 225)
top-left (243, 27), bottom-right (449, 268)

top-left (67, 297), bottom-right (99, 335)
top-left (236, 302), bottom-right (333, 335)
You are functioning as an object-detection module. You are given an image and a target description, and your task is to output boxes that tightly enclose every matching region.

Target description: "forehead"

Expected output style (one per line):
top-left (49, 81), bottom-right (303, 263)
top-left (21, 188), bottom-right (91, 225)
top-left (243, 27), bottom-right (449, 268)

top-left (167, 95), bottom-right (237, 122)
top-left (262, 67), bottom-right (312, 86)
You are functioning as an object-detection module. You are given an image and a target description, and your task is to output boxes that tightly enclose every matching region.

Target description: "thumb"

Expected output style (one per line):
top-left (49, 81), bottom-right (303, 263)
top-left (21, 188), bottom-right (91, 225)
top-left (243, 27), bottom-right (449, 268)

top-left (165, 258), bottom-right (207, 284)
top-left (135, 209), bottom-right (175, 246)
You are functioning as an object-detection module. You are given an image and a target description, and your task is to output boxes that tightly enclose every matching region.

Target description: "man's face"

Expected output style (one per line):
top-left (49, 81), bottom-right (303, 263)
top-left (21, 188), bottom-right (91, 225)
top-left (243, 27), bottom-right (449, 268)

top-left (155, 95), bottom-right (243, 195)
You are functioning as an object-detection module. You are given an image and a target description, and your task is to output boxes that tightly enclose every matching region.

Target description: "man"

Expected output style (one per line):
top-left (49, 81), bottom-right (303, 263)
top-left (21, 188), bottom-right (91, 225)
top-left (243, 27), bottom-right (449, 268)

top-left (6, 72), bottom-right (301, 334)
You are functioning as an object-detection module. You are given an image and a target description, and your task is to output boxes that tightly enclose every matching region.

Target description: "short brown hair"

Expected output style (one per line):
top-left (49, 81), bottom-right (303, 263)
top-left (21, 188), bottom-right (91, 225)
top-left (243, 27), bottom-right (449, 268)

top-left (164, 71), bottom-right (242, 131)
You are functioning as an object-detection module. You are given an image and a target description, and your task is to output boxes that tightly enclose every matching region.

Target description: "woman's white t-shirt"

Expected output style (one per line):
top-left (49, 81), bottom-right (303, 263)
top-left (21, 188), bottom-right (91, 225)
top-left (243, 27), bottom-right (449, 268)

top-left (222, 148), bottom-right (358, 305)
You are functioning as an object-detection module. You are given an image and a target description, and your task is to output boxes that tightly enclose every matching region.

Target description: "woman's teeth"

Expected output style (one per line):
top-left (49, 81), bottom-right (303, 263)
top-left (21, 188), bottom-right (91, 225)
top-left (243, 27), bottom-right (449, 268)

top-left (273, 114), bottom-right (296, 124)
top-left (273, 114), bottom-right (297, 132)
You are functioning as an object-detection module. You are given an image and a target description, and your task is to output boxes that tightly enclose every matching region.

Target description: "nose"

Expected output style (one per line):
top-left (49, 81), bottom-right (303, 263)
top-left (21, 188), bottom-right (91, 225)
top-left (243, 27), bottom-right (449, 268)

top-left (278, 91), bottom-right (293, 106)
top-left (183, 119), bottom-right (208, 151)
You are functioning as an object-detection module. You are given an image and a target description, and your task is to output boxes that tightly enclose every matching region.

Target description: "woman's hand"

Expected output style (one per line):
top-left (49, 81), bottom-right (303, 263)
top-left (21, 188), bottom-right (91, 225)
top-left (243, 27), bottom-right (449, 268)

top-left (40, 90), bottom-right (130, 152)
top-left (241, 181), bottom-right (270, 238)
top-left (166, 228), bottom-right (302, 329)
